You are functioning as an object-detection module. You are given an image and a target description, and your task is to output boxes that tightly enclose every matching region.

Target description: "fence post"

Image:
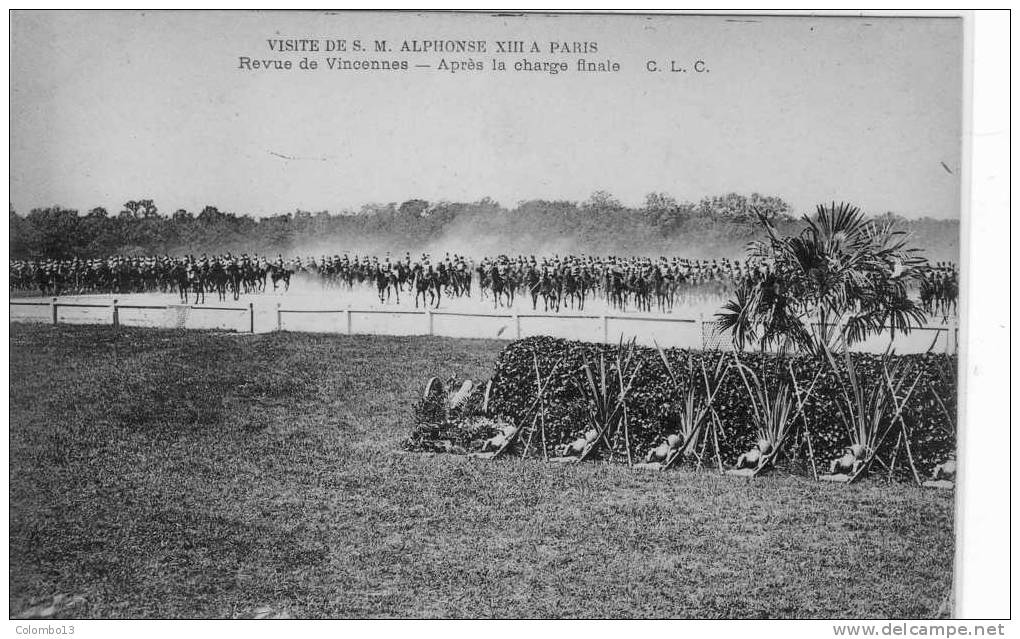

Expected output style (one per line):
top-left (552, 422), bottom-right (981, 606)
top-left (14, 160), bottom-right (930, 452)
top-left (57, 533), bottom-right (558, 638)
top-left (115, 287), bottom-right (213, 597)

top-left (344, 309), bottom-right (352, 335)
top-left (699, 312), bottom-right (705, 349)
top-left (513, 313), bottom-right (521, 339)
top-left (601, 315), bottom-right (608, 343)
top-left (249, 302), bottom-right (255, 334)
top-left (276, 303), bottom-right (282, 332)
top-left (112, 299), bottom-right (119, 328)
top-left (51, 297), bottom-right (58, 326)
top-left (426, 310), bottom-right (434, 336)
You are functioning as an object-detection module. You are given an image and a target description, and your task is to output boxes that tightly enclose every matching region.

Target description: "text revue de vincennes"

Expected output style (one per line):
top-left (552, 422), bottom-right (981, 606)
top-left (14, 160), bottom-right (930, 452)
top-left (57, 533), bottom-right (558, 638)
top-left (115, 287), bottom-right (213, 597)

top-left (237, 38), bottom-right (621, 74)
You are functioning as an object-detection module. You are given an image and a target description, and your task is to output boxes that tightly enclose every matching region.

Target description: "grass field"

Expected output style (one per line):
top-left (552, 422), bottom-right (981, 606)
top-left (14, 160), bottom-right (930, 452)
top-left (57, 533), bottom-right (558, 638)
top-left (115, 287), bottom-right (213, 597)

top-left (9, 323), bottom-right (955, 619)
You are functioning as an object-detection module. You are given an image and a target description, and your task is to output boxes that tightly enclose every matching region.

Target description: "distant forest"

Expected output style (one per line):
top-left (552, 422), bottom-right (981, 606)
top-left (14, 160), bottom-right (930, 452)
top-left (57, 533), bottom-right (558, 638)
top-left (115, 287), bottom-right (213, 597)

top-left (9, 192), bottom-right (960, 263)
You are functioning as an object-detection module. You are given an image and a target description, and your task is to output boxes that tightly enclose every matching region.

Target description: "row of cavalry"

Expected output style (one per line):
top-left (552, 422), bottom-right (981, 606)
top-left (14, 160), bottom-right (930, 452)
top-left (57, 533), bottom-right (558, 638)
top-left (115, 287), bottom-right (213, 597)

top-left (310, 253), bottom-right (753, 312)
top-left (10, 253), bottom-right (960, 316)
top-left (10, 255), bottom-right (294, 304)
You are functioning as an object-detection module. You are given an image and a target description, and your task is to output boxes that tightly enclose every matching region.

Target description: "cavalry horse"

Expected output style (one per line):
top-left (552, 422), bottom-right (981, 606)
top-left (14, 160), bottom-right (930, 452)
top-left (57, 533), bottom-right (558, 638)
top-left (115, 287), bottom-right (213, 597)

top-left (487, 265), bottom-right (514, 309)
top-left (538, 269), bottom-right (560, 312)
top-left (226, 262), bottom-right (244, 301)
top-left (525, 266), bottom-right (542, 310)
top-left (187, 263), bottom-right (205, 304)
top-left (207, 262), bottom-right (230, 302)
top-left (172, 262), bottom-right (205, 304)
top-left (375, 267), bottom-right (401, 304)
top-left (269, 264), bottom-right (293, 292)
top-left (412, 267), bottom-right (441, 309)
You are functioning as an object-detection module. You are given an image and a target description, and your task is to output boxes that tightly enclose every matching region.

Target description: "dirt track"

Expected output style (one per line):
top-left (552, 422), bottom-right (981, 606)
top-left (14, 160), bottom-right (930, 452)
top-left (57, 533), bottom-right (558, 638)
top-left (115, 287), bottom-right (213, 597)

top-left (9, 281), bottom-right (956, 353)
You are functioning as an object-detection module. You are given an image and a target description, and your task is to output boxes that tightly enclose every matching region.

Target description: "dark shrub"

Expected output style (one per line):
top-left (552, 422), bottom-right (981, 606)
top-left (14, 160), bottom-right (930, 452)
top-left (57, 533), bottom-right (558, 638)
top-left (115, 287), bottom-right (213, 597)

top-left (484, 336), bottom-right (956, 477)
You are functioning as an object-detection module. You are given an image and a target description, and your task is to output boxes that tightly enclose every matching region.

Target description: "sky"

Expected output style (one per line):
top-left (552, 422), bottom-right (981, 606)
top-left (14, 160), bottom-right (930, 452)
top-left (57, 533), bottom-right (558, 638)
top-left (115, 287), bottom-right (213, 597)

top-left (10, 11), bottom-right (964, 219)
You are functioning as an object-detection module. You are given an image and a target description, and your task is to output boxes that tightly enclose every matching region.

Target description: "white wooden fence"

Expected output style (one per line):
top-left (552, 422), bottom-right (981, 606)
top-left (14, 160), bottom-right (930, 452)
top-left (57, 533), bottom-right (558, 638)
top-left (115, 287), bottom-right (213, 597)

top-left (10, 298), bottom-right (255, 333)
top-left (274, 305), bottom-right (700, 340)
top-left (9, 298), bottom-right (959, 353)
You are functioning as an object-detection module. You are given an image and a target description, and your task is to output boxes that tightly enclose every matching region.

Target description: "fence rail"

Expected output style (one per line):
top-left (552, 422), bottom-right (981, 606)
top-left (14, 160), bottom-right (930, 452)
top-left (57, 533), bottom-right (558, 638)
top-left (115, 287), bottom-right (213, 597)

top-left (10, 298), bottom-right (959, 353)
top-left (11, 298), bottom-right (256, 333)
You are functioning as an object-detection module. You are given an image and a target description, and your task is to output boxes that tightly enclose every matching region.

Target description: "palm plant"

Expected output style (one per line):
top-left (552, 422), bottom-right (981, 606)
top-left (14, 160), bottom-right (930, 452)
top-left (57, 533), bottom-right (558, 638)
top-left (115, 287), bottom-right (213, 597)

top-left (732, 355), bottom-right (801, 475)
top-left (716, 202), bottom-right (929, 355)
top-left (822, 344), bottom-right (924, 483)
top-left (654, 346), bottom-right (730, 469)
top-left (573, 337), bottom-right (643, 465)
top-left (667, 386), bottom-right (708, 461)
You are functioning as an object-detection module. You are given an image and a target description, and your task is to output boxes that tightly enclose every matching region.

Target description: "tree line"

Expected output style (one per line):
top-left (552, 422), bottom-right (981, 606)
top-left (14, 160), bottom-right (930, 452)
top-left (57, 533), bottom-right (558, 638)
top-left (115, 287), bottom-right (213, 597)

top-left (9, 192), bottom-right (960, 262)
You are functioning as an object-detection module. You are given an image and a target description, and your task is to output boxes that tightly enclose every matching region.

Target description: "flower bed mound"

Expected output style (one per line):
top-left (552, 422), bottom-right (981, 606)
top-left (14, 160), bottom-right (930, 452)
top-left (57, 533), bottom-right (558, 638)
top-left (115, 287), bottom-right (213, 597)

top-left (486, 336), bottom-right (956, 475)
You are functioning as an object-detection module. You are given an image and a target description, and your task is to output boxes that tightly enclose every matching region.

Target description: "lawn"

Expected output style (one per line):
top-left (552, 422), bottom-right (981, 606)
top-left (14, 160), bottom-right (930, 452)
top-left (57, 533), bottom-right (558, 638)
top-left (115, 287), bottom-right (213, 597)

top-left (9, 323), bottom-right (955, 619)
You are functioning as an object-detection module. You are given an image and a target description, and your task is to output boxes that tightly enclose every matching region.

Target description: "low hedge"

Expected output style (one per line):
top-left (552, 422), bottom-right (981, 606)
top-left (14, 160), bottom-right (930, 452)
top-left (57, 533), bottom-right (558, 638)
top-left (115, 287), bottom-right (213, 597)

top-left (486, 336), bottom-right (957, 476)
top-left (403, 416), bottom-right (510, 454)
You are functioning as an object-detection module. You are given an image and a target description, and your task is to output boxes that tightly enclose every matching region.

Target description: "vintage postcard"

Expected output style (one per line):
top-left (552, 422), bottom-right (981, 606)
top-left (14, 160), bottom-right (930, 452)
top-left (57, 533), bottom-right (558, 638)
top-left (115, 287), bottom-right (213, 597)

top-left (8, 9), bottom-right (1003, 629)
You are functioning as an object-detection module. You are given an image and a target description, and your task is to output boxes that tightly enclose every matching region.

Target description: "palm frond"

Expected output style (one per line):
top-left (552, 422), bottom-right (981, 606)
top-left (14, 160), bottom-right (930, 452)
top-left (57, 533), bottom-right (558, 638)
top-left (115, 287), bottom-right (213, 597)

top-left (718, 201), bottom-right (931, 353)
